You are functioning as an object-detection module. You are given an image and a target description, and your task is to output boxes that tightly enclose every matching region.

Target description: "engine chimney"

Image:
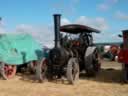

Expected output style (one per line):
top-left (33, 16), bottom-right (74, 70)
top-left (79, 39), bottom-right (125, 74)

top-left (53, 14), bottom-right (61, 48)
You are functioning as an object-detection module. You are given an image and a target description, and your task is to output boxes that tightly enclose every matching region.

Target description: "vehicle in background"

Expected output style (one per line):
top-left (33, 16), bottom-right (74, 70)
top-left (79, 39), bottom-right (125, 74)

top-left (118, 30), bottom-right (128, 82)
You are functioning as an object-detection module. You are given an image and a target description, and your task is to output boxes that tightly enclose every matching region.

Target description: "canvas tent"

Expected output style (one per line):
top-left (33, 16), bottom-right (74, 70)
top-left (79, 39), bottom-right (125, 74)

top-left (0, 33), bottom-right (44, 65)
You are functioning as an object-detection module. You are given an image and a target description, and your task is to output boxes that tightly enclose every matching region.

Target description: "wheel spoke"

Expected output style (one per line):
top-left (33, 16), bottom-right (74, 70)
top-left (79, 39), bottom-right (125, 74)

top-left (36, 58), bottom-right (48, 82)
top-left (67, 58), bottom-right (79, 84)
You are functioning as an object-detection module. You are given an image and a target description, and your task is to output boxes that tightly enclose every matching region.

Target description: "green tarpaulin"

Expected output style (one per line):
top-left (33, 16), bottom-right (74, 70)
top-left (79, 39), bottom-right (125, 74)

top-left (0, 34), bottom-right (43, 65)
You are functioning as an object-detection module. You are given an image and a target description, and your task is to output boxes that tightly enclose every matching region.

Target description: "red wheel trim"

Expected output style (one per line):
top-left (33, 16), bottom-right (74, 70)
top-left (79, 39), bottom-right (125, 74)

top-left (4, 65), bottom-right (16, 79)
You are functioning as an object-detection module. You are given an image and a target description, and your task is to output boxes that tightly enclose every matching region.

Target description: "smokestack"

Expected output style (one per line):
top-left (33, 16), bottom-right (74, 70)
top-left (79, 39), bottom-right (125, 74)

top-left (53, 14), bottom-right (61, 48)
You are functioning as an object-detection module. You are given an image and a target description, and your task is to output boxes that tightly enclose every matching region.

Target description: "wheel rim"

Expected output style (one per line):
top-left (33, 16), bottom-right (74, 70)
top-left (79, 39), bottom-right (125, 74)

top-left (36, 58), bottom-right (48, 82)
top-left (72, 62), bottom-right (78, 80)
top-left (93, 50), bottom-right (101, 71)
top-left (41, 59), bottom-right (47, 79)
top-left (4, 65), bottom-right (16, 79)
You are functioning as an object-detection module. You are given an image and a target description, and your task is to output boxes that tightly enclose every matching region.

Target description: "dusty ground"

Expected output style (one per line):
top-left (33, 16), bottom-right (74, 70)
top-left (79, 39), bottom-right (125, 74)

top-left (0, 61), bottom-right (128, 96)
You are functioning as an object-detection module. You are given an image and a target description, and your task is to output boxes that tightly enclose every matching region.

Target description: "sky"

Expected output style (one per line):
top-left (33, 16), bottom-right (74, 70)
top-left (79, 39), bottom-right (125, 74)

top-left (0, 0), bottom-right (128, 47)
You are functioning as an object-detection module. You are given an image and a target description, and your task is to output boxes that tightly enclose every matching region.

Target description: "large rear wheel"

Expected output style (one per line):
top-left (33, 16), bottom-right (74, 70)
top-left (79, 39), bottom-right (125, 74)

top-left (85, 49), bottom-right (101, 76)
top-left (66, 58), bottom-right (79, 84)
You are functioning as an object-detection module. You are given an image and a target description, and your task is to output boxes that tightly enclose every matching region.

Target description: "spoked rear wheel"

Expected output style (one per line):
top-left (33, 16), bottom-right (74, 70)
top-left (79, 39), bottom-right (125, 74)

top-left (85, 49), bottom-right (101, 76)
top-left (0, 62), bottom-right (17, 80)
top-left (66, 58), bottom-right (79, 84)
top-left (36, 58), bottom-right (48, 82)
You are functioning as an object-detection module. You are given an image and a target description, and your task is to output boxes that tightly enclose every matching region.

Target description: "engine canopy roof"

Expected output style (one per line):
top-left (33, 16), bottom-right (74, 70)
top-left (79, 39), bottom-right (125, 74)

top-left (60, 24), bottom-right (100, 34)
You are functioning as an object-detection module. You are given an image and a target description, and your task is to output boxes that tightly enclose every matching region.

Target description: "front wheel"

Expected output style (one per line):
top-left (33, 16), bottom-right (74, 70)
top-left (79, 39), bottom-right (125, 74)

top-left (36, 58), bottom-right (48, 82)
top-left (0, 62), bottom-right (17, 80)
top-left (66, 58), bottom-right (79, 84)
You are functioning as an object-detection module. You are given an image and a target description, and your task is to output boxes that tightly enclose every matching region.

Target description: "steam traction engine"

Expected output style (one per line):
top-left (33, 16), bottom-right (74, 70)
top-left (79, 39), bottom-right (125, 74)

top-left (118, 30), bottom-right (128, 82)
top-left (47, 14), bottom-right (101, 84)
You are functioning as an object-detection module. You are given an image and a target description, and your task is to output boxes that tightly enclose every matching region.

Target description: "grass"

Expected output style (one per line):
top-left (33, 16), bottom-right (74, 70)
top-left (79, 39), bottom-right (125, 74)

top-left (0, 61), bottom-right (128, 96)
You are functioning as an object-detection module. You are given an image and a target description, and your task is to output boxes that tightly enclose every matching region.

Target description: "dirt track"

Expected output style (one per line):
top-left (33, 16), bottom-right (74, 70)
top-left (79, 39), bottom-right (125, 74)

top-left (0, 61), bottom-right (128, 96)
